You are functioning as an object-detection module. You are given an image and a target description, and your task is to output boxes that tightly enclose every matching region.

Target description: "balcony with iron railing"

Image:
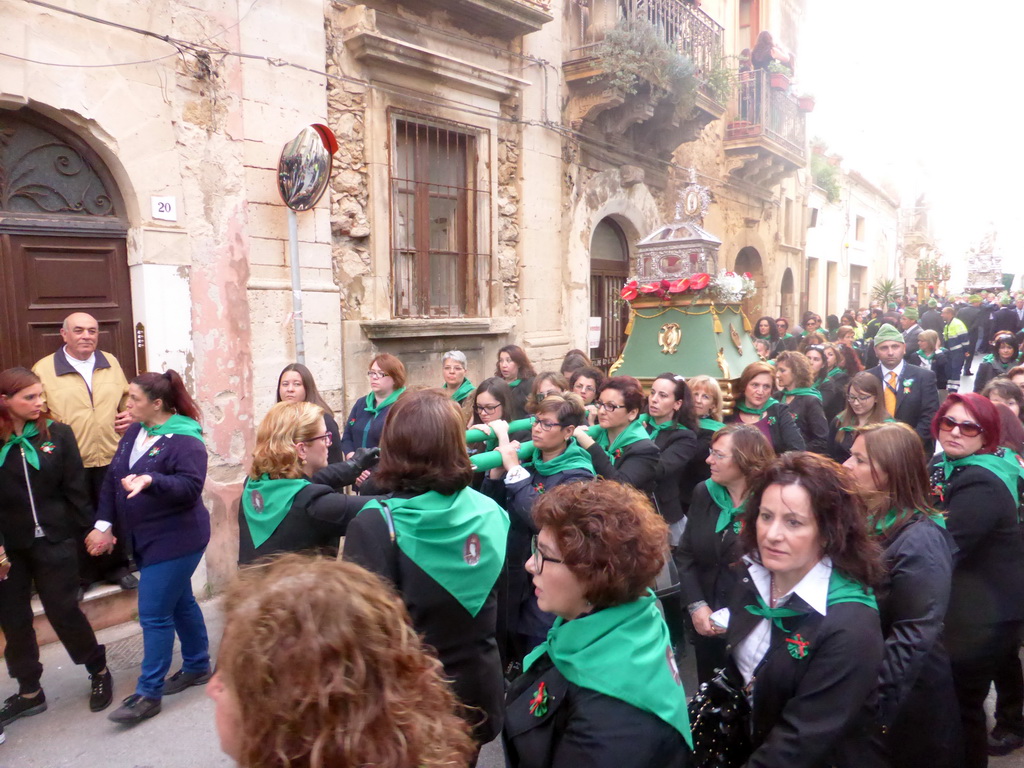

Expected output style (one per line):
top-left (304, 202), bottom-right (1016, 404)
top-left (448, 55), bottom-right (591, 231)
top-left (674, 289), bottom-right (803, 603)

top-left (722, 70), bottom-right (807, 188)
top-left (564, 0), bottom-right (727, 158)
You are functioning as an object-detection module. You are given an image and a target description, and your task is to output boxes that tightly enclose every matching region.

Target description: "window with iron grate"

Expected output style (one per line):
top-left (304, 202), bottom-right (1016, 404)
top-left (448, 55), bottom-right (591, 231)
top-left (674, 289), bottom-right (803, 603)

top-left (390, 116), bottom-right (491, 318)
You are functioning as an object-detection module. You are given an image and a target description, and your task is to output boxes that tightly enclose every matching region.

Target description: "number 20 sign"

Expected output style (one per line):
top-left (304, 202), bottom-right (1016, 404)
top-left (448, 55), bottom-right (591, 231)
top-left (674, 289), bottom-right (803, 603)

top-left (151, 196), bottom-right (178, 222)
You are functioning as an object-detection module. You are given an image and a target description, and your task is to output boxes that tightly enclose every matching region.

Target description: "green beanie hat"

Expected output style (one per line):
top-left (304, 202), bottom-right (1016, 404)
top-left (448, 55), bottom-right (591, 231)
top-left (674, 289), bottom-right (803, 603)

top-left (887, 302), bottom-right (898, 310)
top-left (927, 298), bottom-right (938, 307)
top-left (1002, 295), bottom-right (1012, 306)
top-left (874, 323), bottom-right (904, 345)
top-left (969, 294), bottom-right (982, 304)
top-left (903, 307), bottom-right (919, 320)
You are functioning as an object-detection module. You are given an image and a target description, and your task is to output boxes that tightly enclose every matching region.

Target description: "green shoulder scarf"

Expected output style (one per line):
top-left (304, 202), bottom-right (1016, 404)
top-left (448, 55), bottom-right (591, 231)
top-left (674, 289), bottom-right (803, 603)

top-left (639, 413), bottom-right (687, 438)
top-left (524, 592), bottom-right (692, 746)
top-left (815, 366), bottom-right (845, 389)
top-left (0, 420), bottom-right (53, 471)
top-left (698, 417), bottom-right (725, 433)
top-left (507, 378), bottom-right (522, 388)
top-left (706, 479), bottom-right (745, 533)
top-left (359, 488), bottom-right (509, 616)
top-left (444, 378), bottom-right (475, 403)
top-left (745, 566), bottom-right (877, 630)
top-left (736, 397), bottom-right (779, 416)
top-left (873, 508), bottom-right (946, 536)
top-left (365, 387), bottom-right (406, 416)
top-left (142, 414), bottom-right (205, 443)
top-left (780, 388), bottom-right (823, 401)
top-left (590, 418), bottom-right (651, 462)
top-left (530, 439), bottom-right (594, 477)
top-left (242, 475), bottom-right (311, 548)
top-left (940, 451), bottom-right (1024, 501)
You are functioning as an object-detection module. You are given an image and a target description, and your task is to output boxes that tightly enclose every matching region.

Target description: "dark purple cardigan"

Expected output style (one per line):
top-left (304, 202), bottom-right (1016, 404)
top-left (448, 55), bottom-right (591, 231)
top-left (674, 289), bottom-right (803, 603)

top-left (96, 422), bottom-right (210, 568)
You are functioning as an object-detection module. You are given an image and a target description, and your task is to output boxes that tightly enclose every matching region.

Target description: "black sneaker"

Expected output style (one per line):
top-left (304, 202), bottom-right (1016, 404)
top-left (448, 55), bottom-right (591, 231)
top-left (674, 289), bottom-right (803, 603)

top-left (0, 691), bottom-right (47, 726)
top-left (89, 669), bottom-right (113, 712)
top-left (163, 668), bottom-right (213, 695)
top-left (107, 694), bottom-right (161, 724)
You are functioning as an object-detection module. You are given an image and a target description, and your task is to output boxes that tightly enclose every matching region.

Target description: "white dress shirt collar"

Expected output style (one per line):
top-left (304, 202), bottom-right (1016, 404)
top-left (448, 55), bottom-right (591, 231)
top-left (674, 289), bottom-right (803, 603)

top-left (744, 555), bottom-right (833, 617)
top-left (880, 359), bottom-right (905, 381)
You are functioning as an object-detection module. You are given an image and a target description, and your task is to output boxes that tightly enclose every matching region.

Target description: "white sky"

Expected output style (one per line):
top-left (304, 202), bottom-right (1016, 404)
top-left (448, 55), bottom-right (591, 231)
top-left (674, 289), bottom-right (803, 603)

top-left (798, 0), bottom-right (1024, 284)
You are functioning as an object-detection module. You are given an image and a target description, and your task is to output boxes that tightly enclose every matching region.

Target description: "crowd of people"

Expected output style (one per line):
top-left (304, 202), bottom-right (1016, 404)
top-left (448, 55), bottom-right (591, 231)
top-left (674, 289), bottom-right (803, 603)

top-left (5, 292), bottom-right (1024, 766)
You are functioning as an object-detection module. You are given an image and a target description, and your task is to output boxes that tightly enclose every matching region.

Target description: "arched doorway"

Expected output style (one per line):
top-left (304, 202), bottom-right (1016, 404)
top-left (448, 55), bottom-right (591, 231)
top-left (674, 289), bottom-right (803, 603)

top-left (590, 217), bottom-right (631, 369)
top-left (0, 109), bottom-right (135, 375)
top-left (780, 267), bottom-right (795, 323)
top-left (734, 246), bottom-right (763, 321)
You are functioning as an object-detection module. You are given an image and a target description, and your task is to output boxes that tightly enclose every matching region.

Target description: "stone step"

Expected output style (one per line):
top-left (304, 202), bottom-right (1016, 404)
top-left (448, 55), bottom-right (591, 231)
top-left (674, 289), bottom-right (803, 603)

top-left (0, 579), bottom-right (139, 656)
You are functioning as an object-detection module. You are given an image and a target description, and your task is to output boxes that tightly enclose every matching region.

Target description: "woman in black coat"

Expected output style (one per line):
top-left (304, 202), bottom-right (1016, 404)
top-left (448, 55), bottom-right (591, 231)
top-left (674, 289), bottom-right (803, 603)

top-left (726, 452), bottom-right (886, 768)
top-left (642, 373), bottom-right (700, 529)
top-left (916, 330), bottom-right (950, 392)
top-left (237, 401), bottom-right (381, 565)
top-left (677, 425), bottom-right (773, 683)
top-left (775, 351), bottom-right (829, 454)
top-left (344, 389), bottom-right (510, 747)
top-left (496, 344), bottom-right (537, 421)
top-left (0, 368), bottom-right (112, 727)
top-left (275, 363), bottom-right (343, 464)
top-left (928, 394), bottom-right (1024, 768)
top-left (504, 480), bottom-right (691, 768)
top-left (814, 345), bottom-right (850, 422)
top-left (974, 331), bottom-right (1021, 394)
top-left (845, 422), bottom-right (960, 767)
top-left (680, 376), bottom-right (725, 513)
top-left (480, 394), bottom-right (595, 665)
top-left (573, 376), bottom-right (660, 494)
top-left (725, 362), bottom-right (806, 453)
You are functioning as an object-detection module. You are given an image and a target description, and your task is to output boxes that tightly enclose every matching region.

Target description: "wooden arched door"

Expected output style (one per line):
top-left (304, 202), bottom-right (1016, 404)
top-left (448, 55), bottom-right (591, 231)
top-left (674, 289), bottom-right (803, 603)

top-left (0, 109), bottom-right (135, 376)
top-left (590, 217), bottom-right (631, 370)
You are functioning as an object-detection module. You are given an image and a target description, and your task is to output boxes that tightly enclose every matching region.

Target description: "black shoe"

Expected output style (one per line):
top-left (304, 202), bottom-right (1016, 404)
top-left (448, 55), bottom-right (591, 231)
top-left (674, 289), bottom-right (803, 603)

top-left (163, 667), bottom-right (213, 695)
top-left (117, 573), bottom-right (139, 590)
top-left (89, 669), bottom-right (113, 712)
top-left (0, 691), bottom-right (47, 726)
top-left (988, 728), bottom-right (1024, 756)
top-left (107, 694), bottom-right (161, 724)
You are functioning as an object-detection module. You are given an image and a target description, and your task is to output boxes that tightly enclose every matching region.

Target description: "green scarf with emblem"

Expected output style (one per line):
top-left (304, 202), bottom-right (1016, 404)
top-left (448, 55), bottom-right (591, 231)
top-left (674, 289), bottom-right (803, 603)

top-left (706, 479), bottom-right (745, 533)
top-left (745, 566), bottom-right (877, 630)
top-left (364, 387), bottom-right (406, 416)
top-left (241, 475), bottom-right (311, 548)
top-left (358, 488), bottom-right (509, 617)
top-left (780, 388), bottom-right (823, 401)
top-left (590, 418), bottom-right (651, 462)
top-left (0, 420), bottom-right (52, 471)
top-left (940, 451), bottom-right (1024, 502)
top-left (444, 378), bottom-right (475, 403)
top-left (530, 439), bottom-right (594, 477)
top-left (698, 417), bottom-right (725, 433)
top-left (639, 413), bottom-right (687, 438)
top-left (736, 397), bottom-right (779, 416)
top-left (524, 591), bottom-right (692, 746)
top-left (142, 414), bottom-right (205, 443)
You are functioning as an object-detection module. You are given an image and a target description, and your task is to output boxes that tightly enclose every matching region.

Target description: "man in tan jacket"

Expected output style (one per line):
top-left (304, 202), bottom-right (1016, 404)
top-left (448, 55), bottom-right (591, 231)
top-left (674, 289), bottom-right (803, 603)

top-left (33, 313), bottom-right (136, 590)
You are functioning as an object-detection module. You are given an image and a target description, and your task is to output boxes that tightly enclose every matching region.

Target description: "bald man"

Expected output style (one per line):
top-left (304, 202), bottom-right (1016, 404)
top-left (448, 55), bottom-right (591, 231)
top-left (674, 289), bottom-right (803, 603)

top-left (33, 313), bottom-right (135, 590)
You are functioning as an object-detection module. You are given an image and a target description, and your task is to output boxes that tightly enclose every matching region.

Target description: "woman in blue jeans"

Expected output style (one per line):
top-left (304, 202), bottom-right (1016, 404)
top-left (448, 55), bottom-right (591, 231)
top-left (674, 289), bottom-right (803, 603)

top-left (87, 370), bottom-right (211, 724)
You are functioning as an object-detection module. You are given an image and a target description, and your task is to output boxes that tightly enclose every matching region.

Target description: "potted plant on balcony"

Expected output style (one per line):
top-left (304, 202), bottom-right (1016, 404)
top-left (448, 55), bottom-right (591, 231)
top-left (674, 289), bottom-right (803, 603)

top-left (766, 61), bottom-right (792, 91)
top-left (797, 93), bottom-right (815, 112)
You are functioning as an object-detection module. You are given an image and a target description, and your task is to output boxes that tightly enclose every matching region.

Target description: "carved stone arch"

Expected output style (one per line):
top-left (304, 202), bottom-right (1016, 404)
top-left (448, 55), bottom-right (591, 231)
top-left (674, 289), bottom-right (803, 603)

top-left (0, 107), bottom-right (135, 376)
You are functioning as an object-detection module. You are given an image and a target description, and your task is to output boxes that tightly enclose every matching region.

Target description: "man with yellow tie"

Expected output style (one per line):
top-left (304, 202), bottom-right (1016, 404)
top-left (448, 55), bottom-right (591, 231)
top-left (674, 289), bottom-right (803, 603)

top-left (867, 323), bottom-right (940, 455)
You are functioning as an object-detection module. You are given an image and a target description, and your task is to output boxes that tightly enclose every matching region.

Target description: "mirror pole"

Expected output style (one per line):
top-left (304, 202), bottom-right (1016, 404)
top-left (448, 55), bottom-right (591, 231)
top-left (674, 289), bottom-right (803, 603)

top-left (288, 208), bottom-right (305, 364)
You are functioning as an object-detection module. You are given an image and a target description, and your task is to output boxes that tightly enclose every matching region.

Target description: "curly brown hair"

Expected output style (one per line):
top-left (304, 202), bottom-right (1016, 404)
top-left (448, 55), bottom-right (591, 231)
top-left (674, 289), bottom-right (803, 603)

top-left (219, 555), bottom-right (475, 768)
top-left (532, 480), bottom-right (668, 607)
top-left (738, 452), bottom-right (884, 588)
top-left (775, 350), bottom-right (814, 389)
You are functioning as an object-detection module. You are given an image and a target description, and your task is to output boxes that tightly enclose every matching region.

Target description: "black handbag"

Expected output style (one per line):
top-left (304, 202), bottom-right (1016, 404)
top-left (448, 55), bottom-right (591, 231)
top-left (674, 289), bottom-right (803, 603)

top-left (687, 667), bottom-right (752, 768)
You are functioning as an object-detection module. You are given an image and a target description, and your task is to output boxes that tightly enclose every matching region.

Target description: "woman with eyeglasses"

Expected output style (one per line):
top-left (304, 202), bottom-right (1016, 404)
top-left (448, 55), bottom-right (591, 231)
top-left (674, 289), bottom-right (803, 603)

top-left (984, 378), bottom-right (1024, 426)
top-left (238, 401), bottom-right (379, 565)
top-left (339, 354), bottom-right (407, 459)
top-left (276, 363), bottom-right (343, 464)
top-left (345, 389), bottom-right (510, 748)
top-left (726, 361), bottom-right (805, 453)
top-left (844, 422), bottom-right (960, 767)
top-left (678, 424), bottom-right (773, 683)
top-left (974, 332), bottom-right (1021, 394)
top-left (928, 393), bottom-right (1024, 768)
top-left (572, 376), bottom-right (660, 494)
top-left (503, 480), bottom-right (692, 768)
top-left (773, 351), bottom-right (828, 454)
top-left (915, 330), bottom-right (950, 392)
top-left (774, 317), bottom-right (798, 354)
top-left (496, 345), bottom-right (537, 421)
top-left (525, 372), bottom-right (569, 416)
top-left (442, 349), bottom-right (474, 404)
top-left (828, 372), bottom-right (891, 464)
top-left (569, 367), bottom-right (604, 426)
top-left (468, 378), bottom-right (532, 459)
top-left (482, 394), bottom-right (594, 664)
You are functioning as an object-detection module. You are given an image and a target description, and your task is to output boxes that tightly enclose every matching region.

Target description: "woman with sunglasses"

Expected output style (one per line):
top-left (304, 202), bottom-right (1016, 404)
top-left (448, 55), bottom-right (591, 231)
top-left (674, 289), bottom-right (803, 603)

top-left (774, 351), bottom-right (828, 454)
top-left (504, 481), bottom-right (692, 768)
top-left (928, 393), bottom-right (1024, 768)
top-left (844, 422), bottom-right (960, 767)
top-left (829, 372), bottom-right (891, 464)
top-left (238, 401), bottom-right (380, 565)
top-left (573, 376), bottom-right (660, 494)
top-left (339, 354), bottom-right (406, 458)
top-left (974, 332), bottom-right (1021, 394)
top-left (774, 317), bottom-right (798, 354)
top-left (482, 394), bottom-right (594, 664)
top-left (726, 362), bottom-right (805, 453)
top-left (678, 424), bottom-right (773, 683)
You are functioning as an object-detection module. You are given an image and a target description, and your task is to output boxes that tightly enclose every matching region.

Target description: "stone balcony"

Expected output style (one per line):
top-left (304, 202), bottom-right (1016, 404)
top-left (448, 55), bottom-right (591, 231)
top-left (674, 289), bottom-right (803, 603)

top-left (409, 0), bottom-right (553, 37)
top-left (723, 70), bottom-right (807, 189)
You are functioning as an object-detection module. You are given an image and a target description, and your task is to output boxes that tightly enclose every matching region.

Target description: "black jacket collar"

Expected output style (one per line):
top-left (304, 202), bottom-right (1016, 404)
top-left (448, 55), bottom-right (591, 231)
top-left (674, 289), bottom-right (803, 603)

top-left (54, 347), bottom-right (112, 377)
